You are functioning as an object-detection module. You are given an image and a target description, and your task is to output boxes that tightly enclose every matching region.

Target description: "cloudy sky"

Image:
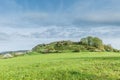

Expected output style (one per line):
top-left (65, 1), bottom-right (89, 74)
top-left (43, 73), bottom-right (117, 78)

top-left (0, 0), bottom-right (120, 52)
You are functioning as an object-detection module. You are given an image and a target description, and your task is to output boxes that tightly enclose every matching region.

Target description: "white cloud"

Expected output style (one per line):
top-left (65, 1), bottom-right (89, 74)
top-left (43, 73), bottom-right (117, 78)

top-left (0, 25), bottom-right (120, 52)
top-left (0, 0), bottom-right (120, 52)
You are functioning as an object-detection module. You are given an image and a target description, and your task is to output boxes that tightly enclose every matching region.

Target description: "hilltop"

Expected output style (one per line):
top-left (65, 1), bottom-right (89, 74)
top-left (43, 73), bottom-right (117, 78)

top-left (32, 36), bottom-right (120, 53)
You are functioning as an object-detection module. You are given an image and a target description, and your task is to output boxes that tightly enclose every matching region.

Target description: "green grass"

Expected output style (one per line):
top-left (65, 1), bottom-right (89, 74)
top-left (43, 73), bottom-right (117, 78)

top-left (0, 52), bottom-right (120, 80)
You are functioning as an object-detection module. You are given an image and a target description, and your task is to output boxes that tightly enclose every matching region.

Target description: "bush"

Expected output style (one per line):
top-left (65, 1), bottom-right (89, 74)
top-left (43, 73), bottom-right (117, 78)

top-left (87, 46), bottom-right (97, 52)
top-left (104, 44), bottom-right (113, 52)
top-left (113, 49), bottom-right (120, 52)
top-left (73, 49), bottom-right (80, 52)
top-left (72, 47), bottom-right (80, 52)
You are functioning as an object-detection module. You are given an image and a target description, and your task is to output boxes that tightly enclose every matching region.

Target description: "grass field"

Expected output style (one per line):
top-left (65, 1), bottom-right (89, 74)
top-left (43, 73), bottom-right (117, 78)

top-left (0, 52), bottom-right (120, 80)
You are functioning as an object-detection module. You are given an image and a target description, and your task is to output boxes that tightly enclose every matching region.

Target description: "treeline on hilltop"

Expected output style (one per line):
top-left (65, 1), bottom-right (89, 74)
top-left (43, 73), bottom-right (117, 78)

top-left (32, 36), bottom-right (120, 53)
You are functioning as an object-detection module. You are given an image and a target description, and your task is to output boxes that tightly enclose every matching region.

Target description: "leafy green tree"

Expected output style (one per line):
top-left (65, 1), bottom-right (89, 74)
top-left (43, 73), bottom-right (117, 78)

top-left (93, 37), bottom-right (103, 49)
top-left (104, 44), bottom-right (113, 52)
top-left (80, 36), bottom-right (104, 50)
top-left (87, 36), bottom-right (94, 46)
top-left (80, 38), bottom-right (88, 45)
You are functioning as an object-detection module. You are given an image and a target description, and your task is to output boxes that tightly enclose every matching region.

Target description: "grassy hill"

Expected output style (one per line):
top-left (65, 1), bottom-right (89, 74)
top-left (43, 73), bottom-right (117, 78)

top-left (32, 36), bottom-right (120, 53)
top-left (0, 52), bottom-right (120, 80)
top-left (0, 36), bottom-right (120, 80)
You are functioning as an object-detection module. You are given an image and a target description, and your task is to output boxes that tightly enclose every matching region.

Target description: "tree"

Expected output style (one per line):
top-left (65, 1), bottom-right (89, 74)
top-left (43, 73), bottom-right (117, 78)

top-left (92, 37), bottom-right (103, 49)
top-left (80, 36), bottom-right (104, 50)
top-left (104, 44), bottom-right (113, 52)
top-left (87, 36), bottom-right (94, 46)
top-left (80, 38), bottom-right (88, 45)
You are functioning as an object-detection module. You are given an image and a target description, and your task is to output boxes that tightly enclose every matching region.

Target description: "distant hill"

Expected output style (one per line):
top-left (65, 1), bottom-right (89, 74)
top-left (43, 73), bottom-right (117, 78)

top-left (32, 36), bottom-right (120, 53)
top-left (0, 50), bottom-right (29, 54)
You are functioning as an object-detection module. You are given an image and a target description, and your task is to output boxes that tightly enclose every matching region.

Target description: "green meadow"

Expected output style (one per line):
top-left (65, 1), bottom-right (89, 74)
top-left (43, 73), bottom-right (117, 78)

top-left (0, 52), bottom-right (120, 80)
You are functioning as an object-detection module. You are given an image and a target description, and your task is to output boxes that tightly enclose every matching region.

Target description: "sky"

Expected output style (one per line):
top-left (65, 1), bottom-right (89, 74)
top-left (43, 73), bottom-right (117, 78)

top-left (0, 0), bottom-right (120, 52)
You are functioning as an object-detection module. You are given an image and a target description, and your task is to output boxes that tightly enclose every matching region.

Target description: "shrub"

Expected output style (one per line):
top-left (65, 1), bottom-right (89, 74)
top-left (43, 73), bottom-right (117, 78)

top-left (73, 49), bottom-right (80, 52)
top-left (104, 44), bottom-right (113, 52)
top-left (72, 47), bottom-right (80, 52)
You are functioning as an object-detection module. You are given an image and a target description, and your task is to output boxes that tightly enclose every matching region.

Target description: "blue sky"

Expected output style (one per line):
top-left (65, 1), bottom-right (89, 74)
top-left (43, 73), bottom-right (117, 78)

top-left (0, 0), bottom-right (120, 52)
